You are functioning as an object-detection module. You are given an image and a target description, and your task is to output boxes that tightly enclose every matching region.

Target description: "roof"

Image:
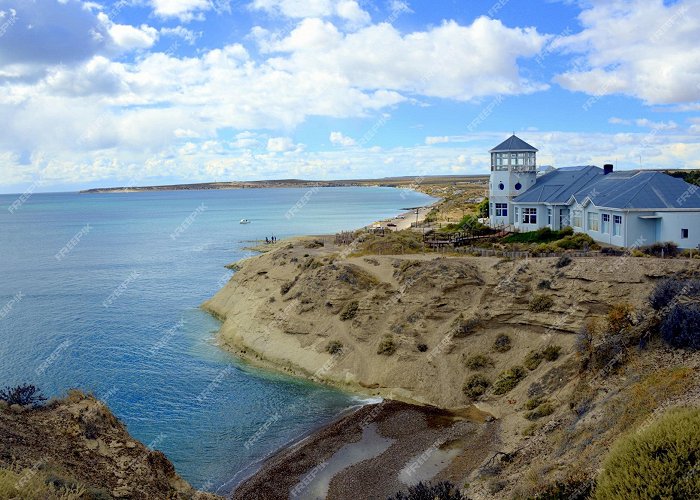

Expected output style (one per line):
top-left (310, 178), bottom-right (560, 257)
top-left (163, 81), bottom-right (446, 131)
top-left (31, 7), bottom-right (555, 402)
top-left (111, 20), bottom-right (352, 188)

top-left (573, 171), bottom-right (700, 209)
top-left (513, 167), bottom-right (700, 209)
top-left (490, 135), bottom-right (538, 153)
top-left (513, 166), bottom-right (602, 204)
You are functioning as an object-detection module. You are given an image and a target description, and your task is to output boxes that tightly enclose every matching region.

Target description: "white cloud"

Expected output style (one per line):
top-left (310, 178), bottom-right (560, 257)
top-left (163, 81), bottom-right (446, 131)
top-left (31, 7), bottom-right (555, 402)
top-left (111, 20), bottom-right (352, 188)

top-left (425, 136), bottom-right (450, 145)
top-left (266, 136), bottom-right (297, 152)
top-left (264, 16), bottom-right (549, 101)
top-left (108, 23), bottom-right (159, 50)
top-left (329, 131), bottom-right (356, 146)
top-left (553, 0), bottom-right (700, 105)
top-left (160, 26), bottom-right (201, 45)
top-left (149, 0), bottom-right (212, 21)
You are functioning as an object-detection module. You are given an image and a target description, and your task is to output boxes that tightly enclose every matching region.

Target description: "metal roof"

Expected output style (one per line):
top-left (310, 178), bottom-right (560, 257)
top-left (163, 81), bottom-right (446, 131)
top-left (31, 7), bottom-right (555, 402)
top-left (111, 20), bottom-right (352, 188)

top-left (573, 171), bottom-right (700, 209)
top-left (489, 135), bottom-right (538, 153)
top-left (513, 166), bottom-right (700, 209)
top-left (513, 166), bottom-right (602, 203)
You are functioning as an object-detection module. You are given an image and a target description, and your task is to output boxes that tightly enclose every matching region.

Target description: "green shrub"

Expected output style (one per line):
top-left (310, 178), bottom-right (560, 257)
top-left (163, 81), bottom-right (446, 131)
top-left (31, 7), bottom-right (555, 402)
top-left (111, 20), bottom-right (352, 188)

top-left (555, 233), bottom-right (596, 250)
top-left (524, 350), bottom-right (545, 370)
top-left (326, 340), bottom-right (344, 355)
top-left (339, 300), bottom-right (359, 320)
top-left (559, 226), bottom-right (574, 236)
top-left (463, 374), bottom-right (491, 399)
top-left (594, 408), bottom-right (700, 499)
top-left (525, 402), bottom-right (555, 420)
top-left (493, 366), bottom-right (527, 395)
top-left (529, 294), bottom-right (554, 312)
top-left (493, 334), bottom-right (512, 353)
top-left (417, 343), bottom-right (428, 352)
top-left (542, 345), bottom-right (561, 361)
top-left (465, 354), bottom-right (493, 370)
top-left (377, 336), bottom-right (397, 355)
top-left (537, 279), bottom-right (551, 290)
top-left (525, 397), bottom-right (546, 410)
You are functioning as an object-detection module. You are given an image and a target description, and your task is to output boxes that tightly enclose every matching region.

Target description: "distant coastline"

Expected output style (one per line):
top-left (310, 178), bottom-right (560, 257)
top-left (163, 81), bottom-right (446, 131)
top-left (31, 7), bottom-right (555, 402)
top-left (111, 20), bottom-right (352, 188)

top-left (78, 175), bottom-right (488, 194)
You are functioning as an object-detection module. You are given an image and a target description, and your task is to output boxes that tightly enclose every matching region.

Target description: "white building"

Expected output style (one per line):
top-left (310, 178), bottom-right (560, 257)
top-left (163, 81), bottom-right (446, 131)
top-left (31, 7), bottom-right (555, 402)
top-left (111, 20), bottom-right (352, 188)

top-left (488, 135), bottom-right (700, 249)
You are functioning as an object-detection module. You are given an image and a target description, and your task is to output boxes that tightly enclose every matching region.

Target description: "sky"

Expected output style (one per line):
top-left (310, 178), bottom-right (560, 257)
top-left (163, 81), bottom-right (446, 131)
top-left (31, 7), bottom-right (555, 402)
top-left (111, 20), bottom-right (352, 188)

top-left (0, 0), bottom-right (699, 193)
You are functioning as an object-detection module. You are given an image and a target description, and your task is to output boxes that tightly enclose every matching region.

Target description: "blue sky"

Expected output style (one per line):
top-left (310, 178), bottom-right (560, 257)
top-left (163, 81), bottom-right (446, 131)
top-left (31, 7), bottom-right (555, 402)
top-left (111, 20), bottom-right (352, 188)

top-left (0, 0), bottom-right (699, 192)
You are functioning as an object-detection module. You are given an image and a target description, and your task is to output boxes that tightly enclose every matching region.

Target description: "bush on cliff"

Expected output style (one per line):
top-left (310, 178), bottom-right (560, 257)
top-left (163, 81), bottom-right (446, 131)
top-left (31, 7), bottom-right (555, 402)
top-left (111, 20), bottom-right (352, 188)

top-left (0, 384), bottom-right (46, 408)
top-left (529, 294), bottom-right (554, 313)
top-left (390, 480), bottom-right (467, 500)
top-left (594, 408), bottom-right (700, 499)
top-left (463, 374), bottom-right (490, 400)
top-left (493, 366), bottom-right (527, 395)
top-left (377, 336), bottom-right (397, 355)
top-left (660, 303), bottom-right (700, 349)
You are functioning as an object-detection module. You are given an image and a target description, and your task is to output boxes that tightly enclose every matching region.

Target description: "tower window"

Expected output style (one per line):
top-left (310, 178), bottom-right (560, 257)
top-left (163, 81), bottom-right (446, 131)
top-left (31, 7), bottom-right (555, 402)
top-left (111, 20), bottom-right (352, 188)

top-left (514, 182), bottom-right (522, 190)
top-left (682, 228), bottom-right (689, 239)
top-left (498, 182), bottom-right (505, 190)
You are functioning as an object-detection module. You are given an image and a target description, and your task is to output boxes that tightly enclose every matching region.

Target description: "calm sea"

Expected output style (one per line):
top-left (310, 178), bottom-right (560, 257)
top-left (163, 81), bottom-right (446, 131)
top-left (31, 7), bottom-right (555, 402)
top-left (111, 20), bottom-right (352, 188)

top-left (0, 187), bottom-right (435, 493)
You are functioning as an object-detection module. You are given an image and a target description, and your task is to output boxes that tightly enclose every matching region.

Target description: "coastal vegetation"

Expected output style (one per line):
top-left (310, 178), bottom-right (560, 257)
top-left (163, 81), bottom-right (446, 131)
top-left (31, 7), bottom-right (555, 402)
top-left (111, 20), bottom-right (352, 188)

top-left (595, 408), bottom-right (700, 498)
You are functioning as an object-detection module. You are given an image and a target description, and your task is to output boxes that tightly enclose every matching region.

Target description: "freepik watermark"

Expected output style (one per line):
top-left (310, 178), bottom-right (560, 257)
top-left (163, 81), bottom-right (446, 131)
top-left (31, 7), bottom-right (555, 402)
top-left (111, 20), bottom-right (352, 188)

top-left (170, 203), bottom-right (207, 240)
top-left (286, 184), bottom-right (320, 220)
top-left (290, 460), bottom-right (328, 498)
top-left (0, 291), bottom-right (23, 320)
top-left (148, 318), bottom-right (185, 355)
top-left (102, 271), bottom-right (141, 308)
top-left (55, 224), bottom-right (92, 261)
top-left (195, 365), bottom-right (236, 404)
top-left (35, 340), bottom-right (73, 376)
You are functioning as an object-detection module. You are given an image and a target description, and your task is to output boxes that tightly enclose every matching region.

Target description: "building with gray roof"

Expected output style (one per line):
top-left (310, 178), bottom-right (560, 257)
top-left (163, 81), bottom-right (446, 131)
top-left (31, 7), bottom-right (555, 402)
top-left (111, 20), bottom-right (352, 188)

top-left (488, 135), bottom-right (700, 249)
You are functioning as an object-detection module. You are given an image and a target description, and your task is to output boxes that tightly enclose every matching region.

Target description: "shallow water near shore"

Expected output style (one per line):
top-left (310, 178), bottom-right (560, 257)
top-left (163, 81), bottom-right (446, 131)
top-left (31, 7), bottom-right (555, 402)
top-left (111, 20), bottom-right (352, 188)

top-left (0, 187), bottom-right (435, 492)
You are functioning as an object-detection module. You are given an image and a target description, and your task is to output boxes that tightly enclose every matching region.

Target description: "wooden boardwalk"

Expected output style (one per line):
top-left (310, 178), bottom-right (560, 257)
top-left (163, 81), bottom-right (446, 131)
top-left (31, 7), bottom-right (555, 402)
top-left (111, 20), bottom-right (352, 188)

top-left (423, 225), bottom-right (510, 248)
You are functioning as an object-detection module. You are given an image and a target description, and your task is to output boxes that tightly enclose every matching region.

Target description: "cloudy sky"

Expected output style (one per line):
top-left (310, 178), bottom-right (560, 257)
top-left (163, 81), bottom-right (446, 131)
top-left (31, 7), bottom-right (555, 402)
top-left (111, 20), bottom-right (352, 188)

top-left (0, 0), bottom-right (699, 192)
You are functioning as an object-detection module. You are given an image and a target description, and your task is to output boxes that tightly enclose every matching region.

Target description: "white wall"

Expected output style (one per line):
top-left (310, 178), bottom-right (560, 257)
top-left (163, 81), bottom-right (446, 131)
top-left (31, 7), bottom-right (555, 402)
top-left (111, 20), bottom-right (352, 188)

top-left (658, 212), bottom-right (700, 249)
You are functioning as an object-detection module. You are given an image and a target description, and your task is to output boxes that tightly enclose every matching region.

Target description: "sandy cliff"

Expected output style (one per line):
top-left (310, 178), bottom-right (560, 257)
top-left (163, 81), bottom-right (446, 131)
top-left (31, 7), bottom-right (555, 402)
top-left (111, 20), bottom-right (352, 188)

top-left (0, 391), bottom-right (218, 499)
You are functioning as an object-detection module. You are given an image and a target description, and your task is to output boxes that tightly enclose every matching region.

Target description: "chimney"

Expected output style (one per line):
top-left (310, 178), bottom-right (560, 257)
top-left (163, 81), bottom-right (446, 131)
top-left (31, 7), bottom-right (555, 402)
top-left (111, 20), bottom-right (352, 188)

top-left (604, 164), bottom-right (613, 175)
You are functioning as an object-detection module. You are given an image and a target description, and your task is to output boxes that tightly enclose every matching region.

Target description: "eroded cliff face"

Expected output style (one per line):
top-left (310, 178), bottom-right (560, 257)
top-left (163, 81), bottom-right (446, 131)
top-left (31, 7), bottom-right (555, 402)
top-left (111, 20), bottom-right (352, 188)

top-left (0, 391), bottom-right (218, 499)
top-left (203, 238), bottom-right (692, 410)
top-left (205, 238), bottom-right (700, 498)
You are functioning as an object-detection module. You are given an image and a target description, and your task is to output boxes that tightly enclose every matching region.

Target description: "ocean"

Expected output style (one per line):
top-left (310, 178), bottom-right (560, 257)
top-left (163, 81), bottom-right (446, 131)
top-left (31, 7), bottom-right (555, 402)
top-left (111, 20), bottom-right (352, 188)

top-left (0, 186), bottom-right (435, 493)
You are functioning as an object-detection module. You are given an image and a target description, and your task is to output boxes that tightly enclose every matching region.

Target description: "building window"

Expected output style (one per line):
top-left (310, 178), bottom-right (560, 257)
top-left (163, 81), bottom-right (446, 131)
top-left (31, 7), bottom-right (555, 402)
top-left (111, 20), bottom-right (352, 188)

top-left (515, 207), bottom-right (519, 222)
top-left (498, 182), bottom-right (505, 190)
top-left (588, 212), bottom-right (599, 231)
top-left (522, 208), bottom-right (537, 224)
top-left (613, 215), bottom-right (622, 236)
top-left (682, 228), bottom-right (689, 239)
top-left (495, 203), bottom-right (508, 217)
top-left (515, 182), bottom-right (522, 190)
top-left (601, 214), bottom-right (610, 234)
top-left (547, 208), bottom-right (552, 225)
top-left (572, 210), bottom-right (583, 228)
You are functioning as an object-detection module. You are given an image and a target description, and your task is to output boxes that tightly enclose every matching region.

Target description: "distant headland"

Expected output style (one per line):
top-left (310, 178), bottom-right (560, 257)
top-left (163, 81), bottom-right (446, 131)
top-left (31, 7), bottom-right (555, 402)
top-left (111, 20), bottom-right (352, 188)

top-left (78, 175), bottom-right (488, 194)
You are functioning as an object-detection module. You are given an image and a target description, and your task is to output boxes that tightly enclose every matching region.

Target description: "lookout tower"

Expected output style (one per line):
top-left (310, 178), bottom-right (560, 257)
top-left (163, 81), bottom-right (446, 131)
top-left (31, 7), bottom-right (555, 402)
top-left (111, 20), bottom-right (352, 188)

top-left (489, 135), bottom-right (538, 227)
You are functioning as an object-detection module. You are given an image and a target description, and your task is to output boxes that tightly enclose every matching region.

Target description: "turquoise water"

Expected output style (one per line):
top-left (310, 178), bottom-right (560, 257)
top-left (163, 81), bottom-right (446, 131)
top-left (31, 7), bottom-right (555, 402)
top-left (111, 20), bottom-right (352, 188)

top-left (0, 187), bottom-right (435, 493)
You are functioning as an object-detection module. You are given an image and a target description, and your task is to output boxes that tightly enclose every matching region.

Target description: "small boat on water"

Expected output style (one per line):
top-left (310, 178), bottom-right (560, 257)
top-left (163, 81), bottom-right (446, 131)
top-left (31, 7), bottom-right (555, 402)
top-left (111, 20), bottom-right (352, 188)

top-left (239, 219), bottom-right (251, 224)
